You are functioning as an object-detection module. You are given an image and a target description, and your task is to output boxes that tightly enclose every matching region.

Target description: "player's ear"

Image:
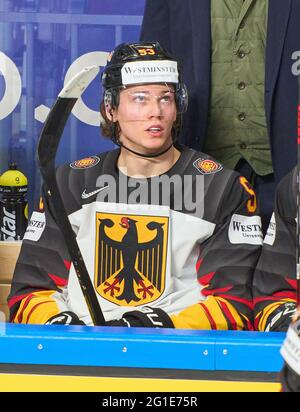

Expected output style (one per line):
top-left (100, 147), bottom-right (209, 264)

top-left (105, 106), bottom-right (115, 121)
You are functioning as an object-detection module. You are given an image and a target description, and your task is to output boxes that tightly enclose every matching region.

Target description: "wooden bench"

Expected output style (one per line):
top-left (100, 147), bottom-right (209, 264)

top-left (0, 241), bottom-right (21, 320)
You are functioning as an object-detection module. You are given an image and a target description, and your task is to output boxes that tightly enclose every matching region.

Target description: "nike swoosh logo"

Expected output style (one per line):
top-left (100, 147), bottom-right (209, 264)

top-left (81, 185), bottom-right (109, 199)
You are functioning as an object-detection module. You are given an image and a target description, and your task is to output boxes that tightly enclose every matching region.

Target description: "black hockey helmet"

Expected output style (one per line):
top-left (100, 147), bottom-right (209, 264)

top-left (101, 41), bottom-right (188, 113)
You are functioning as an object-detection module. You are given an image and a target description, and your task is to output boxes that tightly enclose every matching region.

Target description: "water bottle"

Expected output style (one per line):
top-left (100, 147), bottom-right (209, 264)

top-left (0, 163), bottom-right (28, 241)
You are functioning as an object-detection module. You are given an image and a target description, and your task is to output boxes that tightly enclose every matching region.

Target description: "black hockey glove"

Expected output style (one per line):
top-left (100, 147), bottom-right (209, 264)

top-left (45, 311), bottom-right (85, 325)
top-left (281, 364), bottom-right (300, 392)
top-left (265, 302), bottom-right (297, 332)
top-left (106, 306), bottom-right (174, 328)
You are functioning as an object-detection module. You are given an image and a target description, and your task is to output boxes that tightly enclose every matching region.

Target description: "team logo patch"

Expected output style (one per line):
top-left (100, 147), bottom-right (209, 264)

top-left (193, 158), bottom-right (223, 174)
top-left (70, 156), bottom-right (100, 169)
top-left (94, 212), bottom-right (169, 306)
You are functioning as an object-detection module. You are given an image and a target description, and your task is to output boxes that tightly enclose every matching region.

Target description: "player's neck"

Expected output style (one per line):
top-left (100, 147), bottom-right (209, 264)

top-left (117, 146), bottom-right (181, 178)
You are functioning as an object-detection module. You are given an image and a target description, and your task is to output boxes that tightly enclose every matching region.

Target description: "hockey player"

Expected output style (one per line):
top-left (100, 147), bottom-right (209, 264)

top-left (253, 167), bottom-right (297, 331)
top-left (8, 41), bottom-right (262, 330)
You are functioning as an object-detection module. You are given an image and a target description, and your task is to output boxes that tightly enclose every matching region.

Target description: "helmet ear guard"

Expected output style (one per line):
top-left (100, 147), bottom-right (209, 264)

top-left (175, 83), bottom-right (188, 114)
top-left (104, 88), bottom-right (120, 114)
top-left (104, 89), bottom-right (112, 109)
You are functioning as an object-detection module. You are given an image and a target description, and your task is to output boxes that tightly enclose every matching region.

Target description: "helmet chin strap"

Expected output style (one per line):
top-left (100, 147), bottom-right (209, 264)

top-left (110, 114), bottom-right (181, 159)
top-left (111, 120), bottom-right (176, 158)
top-left (115, 138), bottom-right (174, 158)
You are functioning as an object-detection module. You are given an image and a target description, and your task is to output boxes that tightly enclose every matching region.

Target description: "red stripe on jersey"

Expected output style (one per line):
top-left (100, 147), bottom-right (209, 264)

top-left (196, 257), bottom-right (203, 273)
top-left (219, 294), bottom-right (253, 309)
top-left (25, 300), bottom-right (54, 324)
top-left (254, 316), bottom-right (260, 330)
top-left (8, 292), bottom-right (32, 309)
top-left (198, 271), bottom-right (216, 286)
top-left (218, 300), bottom-right (237, 330)
top-left (64, 260), bottom-right (71, 271)
top-left (253, 291), bottom-right (297, 305)
top-left (202, 285), bottom-right (232, 296)
top-left (286, 279), bottom-right (297, 289)
top-left (17, 293), bottom-right (35, 323)
top-left (49, 273), bottom-right (67, 287)
top-left (273, 291), bottom-right (297, 299)
top-left (253, 296), bottom-right (277, 304)
top-left (199, 302), bottom-right (217, 329)
top-left (245, 318), bottom-right (254, 331)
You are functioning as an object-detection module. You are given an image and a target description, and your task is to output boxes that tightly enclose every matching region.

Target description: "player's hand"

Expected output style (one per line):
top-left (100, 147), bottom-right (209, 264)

top-left (45, 311), bottom-right (85, 325)
top-left (106, 306), bottom-right (174, 328)
top-left (265, 302), bottom-right (296, 332)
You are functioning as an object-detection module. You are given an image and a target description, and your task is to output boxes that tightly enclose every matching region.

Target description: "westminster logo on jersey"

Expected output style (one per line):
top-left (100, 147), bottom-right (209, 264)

top-left (94, 213), bottom-right (169, 306)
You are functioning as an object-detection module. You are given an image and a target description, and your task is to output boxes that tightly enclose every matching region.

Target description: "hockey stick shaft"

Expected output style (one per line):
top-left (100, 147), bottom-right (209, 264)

top-left (37, 66), bottom-right (106, 326)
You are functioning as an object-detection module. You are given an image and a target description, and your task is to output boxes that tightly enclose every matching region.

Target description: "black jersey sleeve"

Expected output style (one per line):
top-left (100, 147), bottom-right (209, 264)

top-left (253, 168), bottom-right (297, 331)
top-left (171, 174), bottom-right (262, 330)
top-left (7, 184), bottom-right (72, 324)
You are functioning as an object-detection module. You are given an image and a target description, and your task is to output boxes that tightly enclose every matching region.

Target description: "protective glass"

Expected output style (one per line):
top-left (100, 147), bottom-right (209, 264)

top-left (123, 89), bottom-right (176, 108)
top-left (104, 83), bottom-right (188, 115)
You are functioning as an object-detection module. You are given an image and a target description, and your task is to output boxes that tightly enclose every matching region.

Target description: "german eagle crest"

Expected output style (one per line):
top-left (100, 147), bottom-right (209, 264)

top-left (94, 212), bottom-right (169, 306)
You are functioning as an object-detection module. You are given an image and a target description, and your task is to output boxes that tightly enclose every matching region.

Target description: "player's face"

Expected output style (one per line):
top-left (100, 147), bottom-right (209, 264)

top-left (112, 84), bottom-right (177, 155)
